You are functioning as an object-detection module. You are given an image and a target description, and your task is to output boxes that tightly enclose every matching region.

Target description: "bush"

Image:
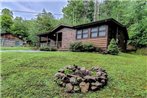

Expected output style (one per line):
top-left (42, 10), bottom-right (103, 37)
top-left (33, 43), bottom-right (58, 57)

top-left (40, 47), bottom-right (49, 51)
top-left (82, 43), bottom-right (96, 52)
top-left (70, 42), bottom-right (97, 52)
top-left (40, 46), bottom-right (57, 51)
top-left (69, 42), bottom-right (83, 52)
top-left (135, 48), bottom-right (147, 55)
top-left (107, 39), bottom-right (119, 55)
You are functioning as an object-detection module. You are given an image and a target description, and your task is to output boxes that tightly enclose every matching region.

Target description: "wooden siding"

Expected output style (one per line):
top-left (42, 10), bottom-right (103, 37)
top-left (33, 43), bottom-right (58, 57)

top-left (76, 37), bottom-right (108, 49)
top-left (75, 25), bottom-right (108, 49)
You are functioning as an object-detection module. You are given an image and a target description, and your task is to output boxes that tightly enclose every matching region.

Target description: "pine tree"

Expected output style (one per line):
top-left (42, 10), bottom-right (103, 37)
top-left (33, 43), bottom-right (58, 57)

top-left (107, 39), bottom-right (119, 55)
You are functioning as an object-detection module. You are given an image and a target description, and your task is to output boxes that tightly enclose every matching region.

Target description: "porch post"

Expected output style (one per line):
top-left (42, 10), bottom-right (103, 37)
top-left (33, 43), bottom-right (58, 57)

top-left (56, 33), bottom-right (58, 48)
top-left (39, 36), bottom-right (41, 47)
top-left (47, 35), bottom-right (49, 46)
top-left (116, 27), bottom-right (119, 42)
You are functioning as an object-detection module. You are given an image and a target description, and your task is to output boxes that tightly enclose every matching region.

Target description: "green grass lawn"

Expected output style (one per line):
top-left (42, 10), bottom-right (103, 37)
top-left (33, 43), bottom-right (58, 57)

top-left (1, 52), bottom-right (147, 98)
top-left (1, 47), bottom-right (34, 50)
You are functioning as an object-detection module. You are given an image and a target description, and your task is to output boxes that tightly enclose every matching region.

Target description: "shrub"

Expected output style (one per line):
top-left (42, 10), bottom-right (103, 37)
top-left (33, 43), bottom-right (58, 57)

top-left (107, 39), bottom-right (119, 55)
top-left (50, 47), bottom-right (57, 51)
top-left (40, 46), bottom-right (57, 51)
top-left (69, 42), bottom-right (83, 52)
top-left (135, 48), bottom-right (147, 55)
top-left (70, 42), bottom-right (97, 52)
top-left (82, 43), bottom-right (96, 52)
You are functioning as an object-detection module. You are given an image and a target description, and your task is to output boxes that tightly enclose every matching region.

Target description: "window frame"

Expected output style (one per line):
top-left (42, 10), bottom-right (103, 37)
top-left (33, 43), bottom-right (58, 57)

top-left (90, 27), bottom-right (99, 38)
top-left (82, 28), bottom-right (89, 39)
top-left (98, 26), bottom-right (106, 37)
top-left (76, 30), bottom-right (83, 39)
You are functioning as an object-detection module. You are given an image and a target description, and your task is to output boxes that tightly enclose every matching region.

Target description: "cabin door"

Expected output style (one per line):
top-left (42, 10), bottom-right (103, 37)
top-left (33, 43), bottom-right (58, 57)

top-left (56, 32), bottom-right (62, 48)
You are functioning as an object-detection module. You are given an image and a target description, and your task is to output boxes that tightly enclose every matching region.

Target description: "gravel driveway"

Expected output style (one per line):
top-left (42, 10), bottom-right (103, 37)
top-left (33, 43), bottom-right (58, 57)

top-left (0, 50), bottom-right (44, 52)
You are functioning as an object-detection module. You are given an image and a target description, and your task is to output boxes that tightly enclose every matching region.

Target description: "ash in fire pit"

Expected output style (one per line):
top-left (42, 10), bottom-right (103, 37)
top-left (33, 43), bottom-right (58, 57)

top-left (54, 65), bottom-right (108, 93)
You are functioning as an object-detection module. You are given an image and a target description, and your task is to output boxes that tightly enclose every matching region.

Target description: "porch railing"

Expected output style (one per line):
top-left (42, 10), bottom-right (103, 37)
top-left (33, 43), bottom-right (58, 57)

top-left (40, 41), bottom-right (62, 48)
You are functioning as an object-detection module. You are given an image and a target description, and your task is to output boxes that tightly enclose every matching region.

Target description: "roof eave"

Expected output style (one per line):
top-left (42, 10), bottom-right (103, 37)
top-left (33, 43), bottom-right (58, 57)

top-left (37, 25), bottom-right (74, 36)
top-left (73, 18), bottom-right (126, 29)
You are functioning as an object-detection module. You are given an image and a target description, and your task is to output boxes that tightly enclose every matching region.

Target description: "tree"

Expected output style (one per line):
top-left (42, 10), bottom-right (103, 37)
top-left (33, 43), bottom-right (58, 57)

top-left (1, 8), bottom-right (13, 17)
top-left (26, 9), bottom-right (58, 45)
top-left (100, 0), bottom-right (147, 48)
top-left (107, 39), bottom-right (119, 55)
top-left (128, 1), bottom-right (147, 48)
top-left (11, 17), bottom-right (28, 39)
top-left (86, 0), bottom-right (94, 22)
top-left (26, 19), bottom-right (39, 45)
top-left (1, 8), bottom-right (13, 33)
top-left (36, 9), bottom-right (55, 33)
top-left (62, 0), bottom-right (94, 25)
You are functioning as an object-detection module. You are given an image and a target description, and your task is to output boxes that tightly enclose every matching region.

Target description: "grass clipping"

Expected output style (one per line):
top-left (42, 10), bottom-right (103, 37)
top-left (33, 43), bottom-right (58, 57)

top-left (54, 65), bottom-right (108, 93)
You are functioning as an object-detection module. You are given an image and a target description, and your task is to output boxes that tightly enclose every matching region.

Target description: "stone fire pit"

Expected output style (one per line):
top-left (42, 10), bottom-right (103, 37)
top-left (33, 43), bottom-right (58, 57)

top-left (54, 65), bottom-right (108, 93)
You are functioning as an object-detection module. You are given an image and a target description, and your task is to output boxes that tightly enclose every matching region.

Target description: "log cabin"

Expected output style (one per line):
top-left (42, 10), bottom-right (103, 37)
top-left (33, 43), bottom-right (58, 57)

top-left (0, 33), bottom-right (24, 47)
top-left (37, 18), bottom-right (129, 52)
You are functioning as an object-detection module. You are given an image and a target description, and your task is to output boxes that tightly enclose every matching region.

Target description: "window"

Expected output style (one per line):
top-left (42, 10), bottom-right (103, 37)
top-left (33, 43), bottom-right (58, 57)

top-left (76, 30), bottom-right (82, 39)
top-left (99, 26), bottom-right (106, 37)
top-left (91, 27), bottom-right (98, 38)
top-left (82, 29), bottom-right (89, 38)
top-left (76, 29), bottom-right (89, 39)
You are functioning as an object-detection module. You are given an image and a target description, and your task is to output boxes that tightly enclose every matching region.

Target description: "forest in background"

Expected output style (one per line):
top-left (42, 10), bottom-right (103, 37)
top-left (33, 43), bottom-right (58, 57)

top-left (0, 0), bottom-right (147, 48)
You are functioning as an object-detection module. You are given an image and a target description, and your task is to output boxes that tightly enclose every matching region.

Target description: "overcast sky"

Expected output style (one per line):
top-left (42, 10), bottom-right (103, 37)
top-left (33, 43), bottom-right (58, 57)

top-left (1, 0), bottom-right (68, 20)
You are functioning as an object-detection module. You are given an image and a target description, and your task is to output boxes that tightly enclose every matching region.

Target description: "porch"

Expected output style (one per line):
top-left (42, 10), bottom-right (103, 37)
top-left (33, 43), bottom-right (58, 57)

top-left (38, 32), bottom-right (62, 49)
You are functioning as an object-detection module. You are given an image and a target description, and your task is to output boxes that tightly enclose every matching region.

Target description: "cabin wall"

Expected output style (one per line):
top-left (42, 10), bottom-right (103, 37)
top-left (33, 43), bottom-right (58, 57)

top-left (0, 34), bottom-right (23, 47)
top-left (76, 38), bottom-right (108, 50)
top-left (75, 25), bottom-right (108, 50)
top-left (57, 28), bottom-right (76, 49)
top-left (57, 26), bottom-right (108, 50)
